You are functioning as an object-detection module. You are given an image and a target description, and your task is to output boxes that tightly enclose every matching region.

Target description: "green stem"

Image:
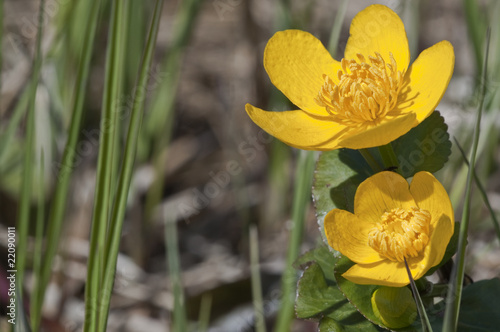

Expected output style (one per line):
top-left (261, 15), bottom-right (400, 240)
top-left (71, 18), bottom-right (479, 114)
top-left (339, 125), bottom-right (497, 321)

top-left (97, 1), bottom-right (165, 330)
top-left (40, 1), bottom-right (101, 330)
top-left (16, 0), bottom-right (45, 304)
top-left (274, 150), bottom-right (315, 332)
top-left (378, 143), bottom-right (401, 173)
top-left (250, 224), bottom-right (266, 332)
top-left (404, 259), bottom-right (433, 332)
top-left (165, 218), bottom-right (187, 332)
top-left (443, 28), bottom-right (491, 332)
top-left (454, 138), bottom-right (500, 244)
top-left (463, 0), bottom-right (486, 75)
top-left (359, 149), bottom-right (383, 173)
top-left (327, 0), bottom-right (348, 57)
top-left (31, 151), bottom-right (45, 331)
top-left (421, 284), bottom-right (449, 299)
top-left (143, 0), bottom-right (203, 222)
top-left (197, 294), bottom-right (212, 332)
top-left (84, 0), bottom-right (126, 330)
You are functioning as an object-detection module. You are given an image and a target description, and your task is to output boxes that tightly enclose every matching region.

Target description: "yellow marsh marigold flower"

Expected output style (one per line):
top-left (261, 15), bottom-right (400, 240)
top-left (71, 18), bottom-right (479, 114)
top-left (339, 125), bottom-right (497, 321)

top-left (325, 171), bottom-right (454, 287)
top-left (245, 5), bottom-right (454, 150)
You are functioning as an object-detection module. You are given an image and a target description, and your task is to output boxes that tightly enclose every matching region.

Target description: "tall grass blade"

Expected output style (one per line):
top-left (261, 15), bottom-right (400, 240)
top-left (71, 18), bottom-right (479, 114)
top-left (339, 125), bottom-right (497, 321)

top-left (442, 28), bottom-right (491, 332)
top-left (0, 0), bottom-right (3, 104)
top-left (250, 224), bottom-right (266, 332)
top-left (143, 0), bottom-right (203, 222)
top-left (165, 216), bottom-right (187, 332)
top-left (453, 138), bottom-right (500, 243)
top-left (84, 0), bottom-right (128, 330)
top-left (327, 0), bottom-right (348, 57)
top-left (274, 150), bottom-right (316, 332)
top-left (0, 86), bottom-right (29, 167)
top-left (197, 294), bottom-right (212, 332)
top-left (26, 1), bottom-right (101, 330)
top-left (15, 0), bottom-right (45, 313)
top-left (96, 1), bottom-right (165, 329)
top-left (30, 150), bottom-right (45, 331)
top-left (404, 259), bottom-right (432, 332)
top-left (463, 0), bottom-right (487, 74)
top-left (274, 4), bottom-right (347, 329)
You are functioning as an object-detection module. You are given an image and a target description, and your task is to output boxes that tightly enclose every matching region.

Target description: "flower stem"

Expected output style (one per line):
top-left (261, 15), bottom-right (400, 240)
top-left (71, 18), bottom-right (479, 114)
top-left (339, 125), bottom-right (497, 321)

top-left (359, 148), bottom-right (383, 173)
top-left (454, 137), bottom-right (500, 244)
top-left (250, 224), bottom-right (266, 332)
top-left (404, 258), bottom-right (433, 332)
top-left (378, 143), bottom-right (401, 174)
top-left (443, 28), bottom-right (491, 332)
top-left (274, 150), bottom-right (315, 332)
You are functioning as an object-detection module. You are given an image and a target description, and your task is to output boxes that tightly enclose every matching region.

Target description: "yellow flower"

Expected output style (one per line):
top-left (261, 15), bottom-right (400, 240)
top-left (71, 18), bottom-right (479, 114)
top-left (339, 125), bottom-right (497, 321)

top-left (245, 5), bottom-right (454, 150)
top-left (325, 171), bottom-right (454, 286)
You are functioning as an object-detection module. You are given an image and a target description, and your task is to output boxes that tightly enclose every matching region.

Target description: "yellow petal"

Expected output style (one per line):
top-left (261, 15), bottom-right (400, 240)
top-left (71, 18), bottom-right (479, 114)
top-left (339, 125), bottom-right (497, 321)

top-left (409, 172), bottom-right (454, 271)
top-left (419, 215), bottom-right (454, 274)
top-left (338, 113), bottom-right (417, 149)
top-left (410, 172), bottom-right (454, 229)
top-left (245, 104), bottom-right (347, 150)
top-left (264, 30), bottom-right (342, 117)
top-left (325, 209), bottom-right (383, 264)
top-left (395, 41), bottom-right (455, 122)
top-left (342, 260), bottom-right (410, 287)
top-left (344, 4), bottom-right (410, 71)
top-left (354, 171), bottom-right (417, 225)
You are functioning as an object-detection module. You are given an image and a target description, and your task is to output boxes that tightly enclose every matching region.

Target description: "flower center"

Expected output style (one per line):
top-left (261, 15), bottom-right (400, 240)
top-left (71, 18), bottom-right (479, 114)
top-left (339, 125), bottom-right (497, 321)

top-left (315, 52), bottom-right (404, 127)
top-left (368, 206), bottom-right (431, 262)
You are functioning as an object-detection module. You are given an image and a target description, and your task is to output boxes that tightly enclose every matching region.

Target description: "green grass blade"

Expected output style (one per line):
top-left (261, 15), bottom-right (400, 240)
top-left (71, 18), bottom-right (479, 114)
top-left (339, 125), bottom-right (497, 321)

top-left (109, 0), bottom-right (131, 198)
top-left (0, 86), bottom-right (30, 168)
top-left (15, 0), bottom-right (45, 307)
top-left (442, 28), bottom-right (491, 332)
top-left (96, 1), bottom-right (165, 329)
top-left (30, 151), bottom-right (45, 331)
top-left (274, 150), bottom-right (316, 332)
top-left (274, 4), bottom-right (347, 329)
top-left (84, 0), bottom-right (128, 330)
top-left (197, 294), bottom-right (212, 332)
top-left (327, 0), bottom-right (348, 57)
top-left (463, 0), bottom-right (487, 74)
top-left (400, 0), bottom-right (420, 57)
top-left (28, 1), bottom-right (101, 330)
top-left (250, 224), bottom-right (266, 332)
top-left (0, 0), bottom-right (3, 103)
top-left (143, 0), bottom-right (203, 222)
top-left (404, 259), bottom-right (432, 332)
top-left (165, 217), bottom-right (187, 332)
top-left (453, 138), bottom-right (500, 244)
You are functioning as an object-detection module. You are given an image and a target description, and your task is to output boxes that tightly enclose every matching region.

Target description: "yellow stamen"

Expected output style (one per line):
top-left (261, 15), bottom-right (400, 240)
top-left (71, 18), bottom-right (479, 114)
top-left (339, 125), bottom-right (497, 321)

top-left (315, 52), bottom-right (404, 127)
top-left (368, 207), bottom-right (431, 262)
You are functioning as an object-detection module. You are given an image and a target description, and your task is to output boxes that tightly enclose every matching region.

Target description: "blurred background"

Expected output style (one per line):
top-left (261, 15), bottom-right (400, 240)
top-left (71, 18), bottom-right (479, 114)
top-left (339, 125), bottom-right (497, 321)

top-left (0, 0), bottom-right (499, 331)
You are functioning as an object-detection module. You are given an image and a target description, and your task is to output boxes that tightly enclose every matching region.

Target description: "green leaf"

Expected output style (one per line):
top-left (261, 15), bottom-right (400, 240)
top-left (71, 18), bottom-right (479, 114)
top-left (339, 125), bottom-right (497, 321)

top-left (318, 317), bottom-right (344, 332)
top-left (312, 149), bottom-right (371, 240)
top-left (295, 263), bottom-right (346, 319)
top-left (334, 256), bottom-right (421, 331)
top-left (293, 245), bottom-right (340, 284)
top-left (424, 222), bottom-right (460, 277)
top-left (430, 279), bottom-right (500, 331)
top-left (392, 111), bottom-right (452, 178)
top-left (319, 315), bottom-right (381, 332)
top-left (456, 279), bottom-right (500, 330)
top-left (294, 247), bottom-right (385, 331)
